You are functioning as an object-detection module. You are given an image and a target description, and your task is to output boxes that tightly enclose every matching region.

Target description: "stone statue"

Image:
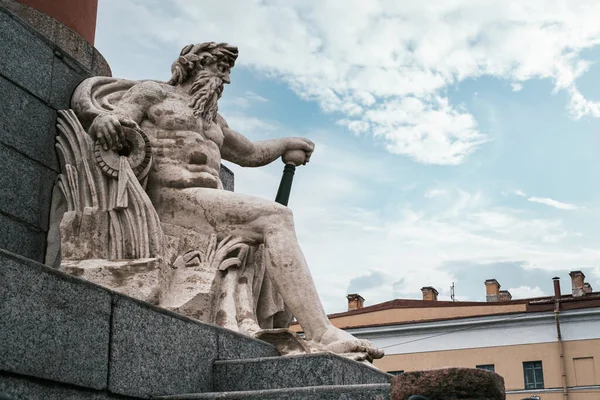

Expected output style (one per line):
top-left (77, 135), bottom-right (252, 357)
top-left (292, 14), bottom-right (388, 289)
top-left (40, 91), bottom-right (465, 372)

top-left (46, 42), bottom-right (383, 363)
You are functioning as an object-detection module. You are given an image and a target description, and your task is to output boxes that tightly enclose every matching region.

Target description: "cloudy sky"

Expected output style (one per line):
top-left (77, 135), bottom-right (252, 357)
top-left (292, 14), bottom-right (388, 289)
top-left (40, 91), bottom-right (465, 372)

top-left (96, 0), bottom-right (600, 313)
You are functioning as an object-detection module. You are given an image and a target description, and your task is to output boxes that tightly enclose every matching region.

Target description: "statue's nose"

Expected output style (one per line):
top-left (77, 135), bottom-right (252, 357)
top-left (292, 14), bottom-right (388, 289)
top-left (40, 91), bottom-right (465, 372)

top-left (222, 71), bottom-right (231, 84)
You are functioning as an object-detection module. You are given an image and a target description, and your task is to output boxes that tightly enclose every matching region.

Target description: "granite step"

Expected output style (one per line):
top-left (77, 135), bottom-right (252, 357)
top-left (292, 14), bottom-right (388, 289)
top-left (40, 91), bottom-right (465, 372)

top-left (212, 353), bottom-right (392, 392)
top-left (153, 383), bottom-right (391, 399)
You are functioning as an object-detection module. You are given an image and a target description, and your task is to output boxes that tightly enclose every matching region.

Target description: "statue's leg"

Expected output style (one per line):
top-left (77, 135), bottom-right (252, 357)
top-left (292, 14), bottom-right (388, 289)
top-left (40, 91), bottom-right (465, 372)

top-left (153, 188), bottom-right (383, 359)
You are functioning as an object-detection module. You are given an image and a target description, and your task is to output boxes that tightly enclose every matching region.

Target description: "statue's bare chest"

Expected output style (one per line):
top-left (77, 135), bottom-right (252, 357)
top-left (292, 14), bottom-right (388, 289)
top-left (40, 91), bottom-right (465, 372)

top-left (147, 97), bottom-right (224, 147)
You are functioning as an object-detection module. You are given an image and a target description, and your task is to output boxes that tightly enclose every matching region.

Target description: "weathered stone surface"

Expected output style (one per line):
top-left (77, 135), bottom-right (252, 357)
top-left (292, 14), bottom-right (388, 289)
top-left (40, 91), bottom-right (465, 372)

top-left (0, 0), bottom-right (112, 76)
top-left (155, 383), bottom-right (391, 399)
top-left (0, 374), bottom-right (125, 400)
top-left (52, 20), bottom-right (94, 70)
top-left (49, 51), bottom-right (88, 110)
top-left (0, 76), bottom-right (58, 170)
top-left (0, 214), bottom-right (45, 262)
top-left (390, 368), bottom-right (505, 400)
top-left (0, 9), bottom-right (54, 101)
top-left (60, 257), bottom-right (169, 305)
top-left (217, 328), bottom-right (279, 360)
top-left (213, 353), bottom-right (391, 392)
top-left (108, 297), bottom-right (217, 398)
top-left (0, 249), bottom-right (111, 389)
top-left (0, 143), bottom-right (56, 230)
top-left (0, 0), bottom-right (56, 41)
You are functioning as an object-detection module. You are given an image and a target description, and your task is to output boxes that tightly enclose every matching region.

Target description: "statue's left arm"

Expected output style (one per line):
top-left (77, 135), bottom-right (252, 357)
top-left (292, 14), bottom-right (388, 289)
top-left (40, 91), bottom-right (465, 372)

top-left (218, 115), bottom-right (314, 167)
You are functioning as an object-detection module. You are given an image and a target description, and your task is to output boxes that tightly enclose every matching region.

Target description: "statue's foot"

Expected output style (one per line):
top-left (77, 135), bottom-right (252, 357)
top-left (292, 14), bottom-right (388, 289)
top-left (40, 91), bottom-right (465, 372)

top-left (312, 326), bottom-right (384, 360)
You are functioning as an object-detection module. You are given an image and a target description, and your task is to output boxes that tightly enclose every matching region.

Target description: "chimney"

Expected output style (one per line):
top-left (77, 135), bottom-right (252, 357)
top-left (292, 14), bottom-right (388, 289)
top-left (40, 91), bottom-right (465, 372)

top-left (421, 286), bottom-right (439, 301)
top-left (553, 277), bottom-right (561, 298)
top-left (498, 290), bottom-right (512, 301)
top-left (347, 294), bottom-right (364, 311)
top-left (485, 279), bottom-right (501, 302)
top-left (584, 283), bottom-right (593, 294)
top-left (569, 271), bottom-right (586, 297)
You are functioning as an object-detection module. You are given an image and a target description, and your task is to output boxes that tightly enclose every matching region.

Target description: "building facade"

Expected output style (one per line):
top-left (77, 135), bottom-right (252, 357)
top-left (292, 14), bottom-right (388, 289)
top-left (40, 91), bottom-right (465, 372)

top-left (295, 271), bottom-right (600, 399)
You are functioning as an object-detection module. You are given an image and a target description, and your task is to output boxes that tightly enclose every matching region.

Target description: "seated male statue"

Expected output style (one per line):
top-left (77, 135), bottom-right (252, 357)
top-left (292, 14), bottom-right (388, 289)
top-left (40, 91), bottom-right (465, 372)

top-left (69, 42), bottom-right (383, 360)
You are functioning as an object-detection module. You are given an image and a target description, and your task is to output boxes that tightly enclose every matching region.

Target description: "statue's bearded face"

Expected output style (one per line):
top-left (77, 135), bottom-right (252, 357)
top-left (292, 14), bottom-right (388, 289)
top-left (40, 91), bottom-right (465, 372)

top-left (188, 61), bottom-right (231, 124)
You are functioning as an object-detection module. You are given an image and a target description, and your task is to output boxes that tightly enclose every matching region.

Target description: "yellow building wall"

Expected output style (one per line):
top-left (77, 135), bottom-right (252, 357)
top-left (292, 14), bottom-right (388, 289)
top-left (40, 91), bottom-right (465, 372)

top-left (375, 339), bottom-right (600, 400)
top-left (328, 303), bottom-right (527, 329)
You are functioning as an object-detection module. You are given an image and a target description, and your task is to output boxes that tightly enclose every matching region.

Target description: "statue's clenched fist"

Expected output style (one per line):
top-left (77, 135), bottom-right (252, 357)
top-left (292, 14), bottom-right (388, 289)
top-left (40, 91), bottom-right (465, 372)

top-left (89, 114), bottom-right (140, 151)
top-left (283, 137), bottom-right (315, 165)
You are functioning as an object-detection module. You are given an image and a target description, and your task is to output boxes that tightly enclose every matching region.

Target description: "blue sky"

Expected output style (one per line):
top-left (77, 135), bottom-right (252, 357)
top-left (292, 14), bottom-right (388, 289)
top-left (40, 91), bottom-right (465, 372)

top-left (96, 0), bottom-right (600, 313)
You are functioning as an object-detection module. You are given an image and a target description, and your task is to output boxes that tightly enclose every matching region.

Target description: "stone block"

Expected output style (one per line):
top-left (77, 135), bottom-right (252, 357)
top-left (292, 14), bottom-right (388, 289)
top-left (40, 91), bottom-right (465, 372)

top-left (0, 143), bottom-right (57, 230)
top-left (0, 9), bottom-right (54, 101)
top-left (0, 249), bottom-right (111, 389)
top-left (155, 383), bottom-right (391, 399)
top-left (0, 0), bottom-right (57, 41)
top-left (219, 164), bottom-right (234, 192)
top-left (217, 329), bottom-right (278, 360)
top-left (91, 50), bottom-right (113, 77)
top-left (0, 214), bottom-right (45, 262)
top-left (108, 297), bottom-right (218, 398)
top-left (390, 368), bottom-right (505, 400)
top-left (49, 52), bottom-right (88, 110)
top-left (60, 258), bottom-right (168, 305)
top-left (213, 353), bottom-right (391, 392)
top-left (0, 76), bottom-right (58, 170)
top-left (52, 20), bottom-right (94, 70)
top-left (0, 374), bottom-right (122, 400)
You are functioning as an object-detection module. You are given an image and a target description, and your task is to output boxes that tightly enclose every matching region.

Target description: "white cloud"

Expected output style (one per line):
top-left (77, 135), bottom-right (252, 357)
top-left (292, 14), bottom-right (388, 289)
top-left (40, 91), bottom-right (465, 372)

top-left (527, 197), bottom-right (579, 210)
top-left (228, 144), bottom-right (594, 311)
top-left (245, 91), bottom-right (269, 103)
top-left (222, 91), bottom-right (269, 109)
top-left (95, 1), bottom-right (600, 313)
top-left (425, 188), bottom-right (448, 198)
top-left (99, 0), bottom-right (600, 165)
top-left (507, 285), bottom-right (546, 299)
top-left (511, 83), bottom-right (523, 92)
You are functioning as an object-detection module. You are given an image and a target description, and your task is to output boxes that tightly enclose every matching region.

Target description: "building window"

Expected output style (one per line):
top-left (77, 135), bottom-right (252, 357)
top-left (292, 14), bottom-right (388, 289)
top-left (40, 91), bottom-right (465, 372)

top-left (388, 370), bottom-right (404, 375)
top-left (523, 361), bottom-right (544, 389)
top-left (476, 364), bottom-right (495, 372)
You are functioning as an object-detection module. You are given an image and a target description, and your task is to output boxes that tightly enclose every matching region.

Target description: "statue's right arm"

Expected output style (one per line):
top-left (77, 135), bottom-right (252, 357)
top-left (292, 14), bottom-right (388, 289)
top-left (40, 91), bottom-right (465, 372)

top-left (88, 81), bottom-right (163, 151)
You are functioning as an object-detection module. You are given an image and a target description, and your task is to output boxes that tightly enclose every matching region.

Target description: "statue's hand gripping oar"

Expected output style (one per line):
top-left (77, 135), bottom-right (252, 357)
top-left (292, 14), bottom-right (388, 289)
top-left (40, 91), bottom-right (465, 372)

top-left (275, 149), bottom-right (306, 206)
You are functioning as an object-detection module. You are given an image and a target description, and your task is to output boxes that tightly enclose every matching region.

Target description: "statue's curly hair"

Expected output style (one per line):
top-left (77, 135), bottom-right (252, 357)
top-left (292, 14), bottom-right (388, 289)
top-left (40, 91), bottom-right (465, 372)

top-left (168, 42), bottom-right (238, 85)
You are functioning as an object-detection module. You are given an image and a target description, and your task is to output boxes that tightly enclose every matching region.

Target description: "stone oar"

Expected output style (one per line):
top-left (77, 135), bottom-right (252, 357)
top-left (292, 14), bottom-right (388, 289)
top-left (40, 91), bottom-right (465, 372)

top-left (275, 149), bottom-right (305, 206)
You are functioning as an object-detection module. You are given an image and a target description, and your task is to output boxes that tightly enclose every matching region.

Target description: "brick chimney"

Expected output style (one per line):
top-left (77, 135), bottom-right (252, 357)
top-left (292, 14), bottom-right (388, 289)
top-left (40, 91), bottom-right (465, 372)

top-left (569, 271), bottom-right (586, 297)
top-left (421, 286), bottom-right (439, 301)
top-left (347, 294), bottom-right (364, 311)
top-left (485, 279), bottom-right (501, 302)
top-left (584, 282), bottom-right (593, 294)
top-left (498, 290), bottom-right (512, 301)
top-left (553, 277), bottom-right (561, 298)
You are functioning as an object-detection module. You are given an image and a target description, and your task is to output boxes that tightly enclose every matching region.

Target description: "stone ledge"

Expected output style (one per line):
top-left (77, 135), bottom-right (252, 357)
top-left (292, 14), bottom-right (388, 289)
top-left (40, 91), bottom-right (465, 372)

top-left (390, 367), bottom-right (505, 400)
top-left (0, 213), bottom-right (46, 262)
top-left (0, 249), bottom-right (279, 398)
top-left (213, 353), bottom-right (391, 392)
top-left (0, 249), bottom-right (111, 390)
top-left (155, 383), bottom-right (391, 399)
top-left (108, 297), bottom-right (217, 398)
top-left (0, 372), bottom-right (135, 400)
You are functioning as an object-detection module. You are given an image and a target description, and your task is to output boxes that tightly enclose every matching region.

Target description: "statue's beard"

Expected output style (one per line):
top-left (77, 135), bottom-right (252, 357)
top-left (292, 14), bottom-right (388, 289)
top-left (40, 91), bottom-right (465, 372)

top-left (188, 71), bottom-right (223, 124)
